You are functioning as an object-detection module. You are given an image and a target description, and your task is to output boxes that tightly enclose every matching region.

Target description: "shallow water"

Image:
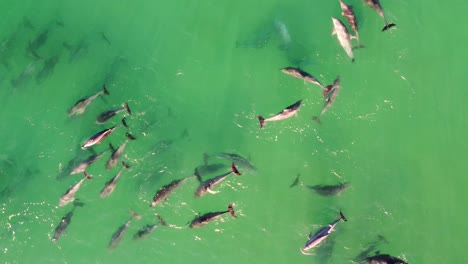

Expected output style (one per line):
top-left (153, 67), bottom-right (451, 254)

top-left (1, 0), bottom-right (466, 263)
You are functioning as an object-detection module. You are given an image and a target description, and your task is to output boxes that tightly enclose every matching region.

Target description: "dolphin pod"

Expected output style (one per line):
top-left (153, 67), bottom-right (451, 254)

top-left (44, 3), bottom-right (406, 262)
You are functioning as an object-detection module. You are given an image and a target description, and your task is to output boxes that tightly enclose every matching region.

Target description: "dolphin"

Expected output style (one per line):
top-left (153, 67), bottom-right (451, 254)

top-left (68, 85), bottom-right (109, 116)
top-left (11, 61), bottom-right (38, 88)
top-left (108, 211), bottom-right (141, 250)
top-left (28, 29), bottom-right (48, 58)
top-left (105, 133), bottom-right (135, 170)
top-left (36, 55), bottom-right (59, 84)
top-left (301, 211), bottom-right (347, 254)
top-left (363, 0), bottom-right (396, 32)
top-left (258, 99), bottom-right (302, 129)
top-left (214, 152), bottom-right (257, 172)
top-left (281, 67), bottom-right (324, 89)
top-left (339, 0), bottom-right (361, 46)
top-left (51, 201), bottom-right (84, 242)
top-left (64, 40), bottom-right (89, 63)
top-left (365, 253), bottom-right (407, 264)
top-left (96, 102), bottom-right (132, 124)
top-left (81, 118), bottom-right (128, 150)
top-left (354, 235), bottom-right (389, 262)
top-left (133, 215), bottom-right (166, 240)
top-left (274, 19), bottom-right (291, 50)
top-left (307, 183), bottom-right (351, 196)
top-left (189, 203), bottom-right (237, 228)
top-left (100, 162), bottom-right (130, 198)
top-left (70, 151), bottom-right (106, 175)
top-left (59, 172), bottom-right (92, 207)
top-left (150, 177), bottom-right (191, 207)
top-left (332, 17), bottom-right (355, 62)
top-left (312, 76), bottom-right (340, 124)
top-left (290, 175), bottom-right (350, 196)
top-left (195, 163), bottom-right (241, 197)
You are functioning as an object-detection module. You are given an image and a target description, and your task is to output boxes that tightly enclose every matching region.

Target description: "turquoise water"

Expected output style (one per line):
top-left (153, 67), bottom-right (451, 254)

top-left (1, 0), bottom-right (466, 263)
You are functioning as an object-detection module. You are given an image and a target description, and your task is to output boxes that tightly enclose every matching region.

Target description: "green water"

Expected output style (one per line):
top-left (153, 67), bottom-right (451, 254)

top-left (1, 0), bottom-right (466, 263)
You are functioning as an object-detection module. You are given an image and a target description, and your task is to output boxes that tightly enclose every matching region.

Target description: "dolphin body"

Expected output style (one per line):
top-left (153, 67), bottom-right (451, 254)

top-left (339, 0), bottom-right (361, 45)
top-left (301, 211), bottom-right (347, 254)
top-left (105, 133), bottom-right (135, 170)
top-left (70, 151), bottom-right (106, 175)
top-left (313, 76), bottom-right (341, 124)
top-left (100, 162), bottom-right (130, 198)
top-left (194, 163), bottom-right (241, 197)
top-left (332, 17), bottom-right (355, 62)
top-left (51, 201), bottom-right (84, 242)
top-left (281, 67), bottom-right (324, 89)
top-left (307, 183), bottom-right (351, 196)
top-left (59, 172), bottom-right (92, 207)
top-left (189, 203), bottom-right (237, 228)
top-left (108, 211), bottom-right (141, 250)
top-left (68, 85), bottom-right (109, 116)
top-left (258, 99), bottom-right (302, 129)
top-left (215, 152), bottom-right (257, 172)
top-left (36, 55), bottom-right (59, 84)
top-left (96, 102), bottom-right (132, 124)
top-left (150, 177), bottom-right (191, 207)
top-left (363, 0), bottom-right (396, 32)
top-left (81, 119), bottom-right (127, 150)
top-left (133, 215), bottom-right (166, 240)
top-left (291, 175), bottom-right (350, 196)
top-left (365, 254), bottom-right (407, 264)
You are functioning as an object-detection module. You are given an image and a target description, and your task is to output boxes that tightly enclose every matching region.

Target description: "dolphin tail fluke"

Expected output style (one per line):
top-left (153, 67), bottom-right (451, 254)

top-left (228, 203), bottom-right (237, 218)
top-left (258, 115), bottom-right (265, 129)
top-left (109, 143), bottom-right (115, 152)
top-left (290, 174), bottom-right (302, 188)
top-left (84, 171), bottom-right (93, 180)
top-left (231, 162), bottom-right (242, 176)
top-left (122, 161), bottom-right (130, 169)
top-left (122, 118), bottom-right (128, 128)
top-left (124, 102), bottom-right (132, 115)
top-left (312, 116), bottom-right (322, 125)
top-left (194, 168), bottom-right (202, 183)
top-left (126, 132), bottom-right (136, 140)
top-left (103, 85), bottom-right (110, 95)
top-left (339, 210), bottom-right (347, 222)
top-left (203, 152), bottom-right (209, 165)
top-left (382, 23), bottom-right (396, 32)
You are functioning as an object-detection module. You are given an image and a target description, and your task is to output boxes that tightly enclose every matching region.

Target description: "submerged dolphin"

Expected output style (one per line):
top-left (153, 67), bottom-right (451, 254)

top-left (258, 99), bottom-right (302, 129)
top-left (194, 163), bottom-right (241, 197)
top-left (68, 85), bottom-right (109, 116)
top-left (70, 151), bottom-right (106, 175)
top-left (301, 211), bottom-right (347, 254)
top-left (332, 17), bottom-right (355, 62)
top-left (96, 102), bottom-right (132, 124)
top-left (313, 76), bottom-right (341, 124)
top-left (81, 118), bottom-right (128, 149)
top-left (150, 176), bottom-right (191, 207)
top-left (214, 152), bottom-right (257, 172)
top-left (51, 201), bottom-right (84, 242)
top-left (36, 55), bottom-right (59, 84)
top-left (189, 203), bottom-right (237, 228)
top-left (290, 175), bottom-right (350, 196)
top-left (133, 215), bottom-right (167, 240)
top-left (100, 162), bottom-right (130, 198)
top-left (366, 253), bottom-right (407, 264)
top-left (281, 67), bottom-right (324, 89)
top-left (108, 211), bottom-right (141, 250)
top-left (339, 0), bottom-right (361, 45)
top-left (363, 0), bottom-right (396, 31)
top-left (274, 19), bottom-right (291, 50)
top-left (59, 172), bottom-right (92, 207)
